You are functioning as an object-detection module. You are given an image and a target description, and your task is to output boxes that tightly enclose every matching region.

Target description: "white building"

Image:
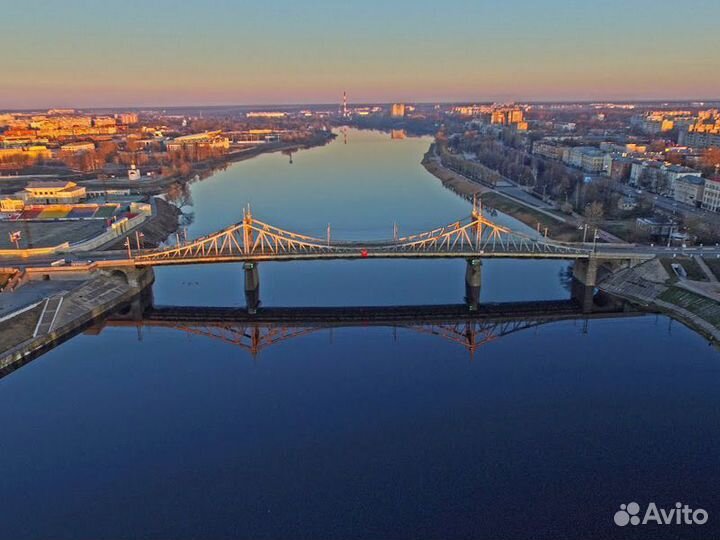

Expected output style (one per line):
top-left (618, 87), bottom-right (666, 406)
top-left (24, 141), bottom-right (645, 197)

top-left (702, 178), bottom-right (720, 212)
top-left (673, 175), bottom-right (705, 207)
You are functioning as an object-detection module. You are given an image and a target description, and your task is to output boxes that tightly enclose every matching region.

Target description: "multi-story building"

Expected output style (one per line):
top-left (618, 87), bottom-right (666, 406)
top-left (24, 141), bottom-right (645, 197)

top-left (93, 116), bottom-right (116, 128)
top-left (246, 111), bottom-right (287, 118)
top-left (580, 149), bottom-right (606, 173)
top-left (702, 177), bottom-right (720, 212)
top-left (681, 130), bottom-right (720, 148)
top-left (117, 113), bottom-right (139, 125)
top-left (604, 155), bottom-right (633, 181)
top-left (673, 175), bottom-right (705, 207)
top-left (166, 131), bottom-right (230, 153)
top-left (0, 145), bottom-right (52, 162)
top-left (564, 146), bottom-right (604, 172)
top-left (490, 107), bottom-right (525, 129)
top-left (532, 141), bottom-right (567, 160)
top-left (60, 142), bottom-right (95, 154)
top-left (391, 103), bottom-right (406, 118)
top-left (678, 109), bottom-right (720, 148)
top-left (664, 165), bottom-right (702, 188)
top-left (630, 160), bottom-right (663, 188)
top-left (632, 111), bottom-right (693, 135)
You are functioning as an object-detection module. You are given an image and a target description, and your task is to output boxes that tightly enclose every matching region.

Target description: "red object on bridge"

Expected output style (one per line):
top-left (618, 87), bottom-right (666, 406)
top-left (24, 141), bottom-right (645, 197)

top-left (361, 249), bottom-right (368, 258)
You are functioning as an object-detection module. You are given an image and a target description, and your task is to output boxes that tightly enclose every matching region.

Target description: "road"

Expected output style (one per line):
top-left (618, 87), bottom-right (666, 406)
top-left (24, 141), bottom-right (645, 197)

top-left (3, 242), bottom-right (720, 270)
top-left (611, 181), bottom-right (720, 223)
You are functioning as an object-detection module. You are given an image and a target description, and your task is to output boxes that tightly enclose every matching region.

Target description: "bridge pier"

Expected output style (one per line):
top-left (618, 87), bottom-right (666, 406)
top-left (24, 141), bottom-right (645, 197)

top-left (572, 256), bottom-right (598, 287)
top-left (244, 262), bottom-right (260, 314)
top-left (465, 259), bottom-right (482, 311)
top-left (570, 279), bottom-right (595, 313)
top-left (572, 256), bottom-right (601, 313)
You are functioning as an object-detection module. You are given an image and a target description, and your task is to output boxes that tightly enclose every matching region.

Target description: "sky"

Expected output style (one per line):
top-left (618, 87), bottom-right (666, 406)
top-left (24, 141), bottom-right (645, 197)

top-left (2, 0), bottom-right (719, 109)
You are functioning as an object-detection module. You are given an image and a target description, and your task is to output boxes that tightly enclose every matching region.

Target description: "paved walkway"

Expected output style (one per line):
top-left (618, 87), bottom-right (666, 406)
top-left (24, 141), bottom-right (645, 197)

top-left (695, 256), bottom-right (719, 283)
top-left (0, 280), bottom-right (83, 319)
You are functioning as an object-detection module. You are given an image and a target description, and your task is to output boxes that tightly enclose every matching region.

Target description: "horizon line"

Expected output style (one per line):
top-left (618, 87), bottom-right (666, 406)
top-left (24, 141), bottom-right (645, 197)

top-left (3, 97), bottom-right (720, 113)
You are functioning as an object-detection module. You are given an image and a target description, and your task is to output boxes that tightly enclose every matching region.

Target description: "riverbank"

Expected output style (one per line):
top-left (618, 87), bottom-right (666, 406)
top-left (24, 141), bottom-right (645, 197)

top-left (599, 257), bottom-right (720, 344)
top-left (0, 268), bottom-right (154, 377)
top-left (74, 133), bottom-right (335, 195)
top-left (422, 147), bottom-right (584, 241)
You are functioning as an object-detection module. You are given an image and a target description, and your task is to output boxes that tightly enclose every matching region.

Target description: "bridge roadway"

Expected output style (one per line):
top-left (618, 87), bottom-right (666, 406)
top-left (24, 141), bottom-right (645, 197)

top-left (4, 243), bottom-right (720, 269)
top-left (3, 206), bottom-right (720, 268)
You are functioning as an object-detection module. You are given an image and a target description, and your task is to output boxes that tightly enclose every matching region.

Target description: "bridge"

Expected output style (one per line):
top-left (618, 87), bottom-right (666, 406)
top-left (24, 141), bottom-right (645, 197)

top-left (130, 202), bottom-right (592, 265)
top-left (12, 201), bottom-right (720, 314)
top-left (99, 298), bottom-right (645, 357)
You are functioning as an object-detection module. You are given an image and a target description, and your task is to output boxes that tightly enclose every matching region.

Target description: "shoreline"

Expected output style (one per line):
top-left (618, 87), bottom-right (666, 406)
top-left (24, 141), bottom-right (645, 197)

top-left (421, 146), bottom-right (585, 241)
top-left (75, 133), bottom-right (336, 195)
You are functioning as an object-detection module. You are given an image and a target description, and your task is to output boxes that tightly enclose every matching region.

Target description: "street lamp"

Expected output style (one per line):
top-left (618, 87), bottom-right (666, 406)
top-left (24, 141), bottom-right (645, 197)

top-left (593, 228), bottom-right (599, 253)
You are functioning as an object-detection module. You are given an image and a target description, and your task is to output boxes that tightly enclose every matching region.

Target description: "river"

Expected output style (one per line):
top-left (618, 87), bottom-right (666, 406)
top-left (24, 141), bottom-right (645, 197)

top-left (0, 129), bottom-right (718, 539)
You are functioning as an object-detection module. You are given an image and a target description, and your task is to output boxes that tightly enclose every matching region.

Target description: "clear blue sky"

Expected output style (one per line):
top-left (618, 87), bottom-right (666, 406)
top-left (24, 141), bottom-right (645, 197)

top-left (2, 0), bottom-right (719, 108)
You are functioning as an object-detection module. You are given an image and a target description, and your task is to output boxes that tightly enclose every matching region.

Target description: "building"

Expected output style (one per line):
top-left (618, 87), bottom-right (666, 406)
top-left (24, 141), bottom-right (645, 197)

top-left (19, 180), bottom-right (86, 204)
top-left (681, 130), bottom-right (720, 149)
top-left (246, 111), bottom-right (287, 118)
top-left (580, 149), bottom-right (606, 173)
top-left (604, 155), bottom-right (633, 181)
top-left (117, 113), bottom-right (139, 125)
top-left (60, 142), bottom-right (95, 154)
top-left (630, 160), bottom-right (663, 187)
top-left (617, 196), bottom-right (638, 211)
top-left (0, 198), bottom-right (25, 212)
top-left (0, 145), bottom-right (52, 162)
top-left (391, 103), bottom-right (406, 118)
top-left (673, 175), bottom-right (705, 207)
top-left (166, 131), bottom-right (230, 153)
top-left (128, 164), bottom-right (141, 181)
top-left (564, 146), bottom-right (605, 172)
top-left (702, 177), bottom-right (720, 212)
top-left (490, 107), bottom-right (525, 129)
top-left (664, 165), bottom-right (702, 188)
top-left (532, 141), bottom-right (567, 160)
top-left (93, 116), bottom-right (116, 128)
top-left (636, 217), bottom-right (676, 237)
top-left (679, 109), bottom-right (720, 148)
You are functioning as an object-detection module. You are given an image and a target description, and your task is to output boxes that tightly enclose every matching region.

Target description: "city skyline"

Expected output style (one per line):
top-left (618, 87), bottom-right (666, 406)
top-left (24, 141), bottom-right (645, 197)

top-left (2, 0), bottom-right (719, 109)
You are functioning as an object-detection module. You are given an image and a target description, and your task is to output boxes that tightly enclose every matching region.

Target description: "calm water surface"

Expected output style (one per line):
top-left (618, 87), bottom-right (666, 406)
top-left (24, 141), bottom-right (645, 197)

top-left (0, 129), bottom-right (718, 540)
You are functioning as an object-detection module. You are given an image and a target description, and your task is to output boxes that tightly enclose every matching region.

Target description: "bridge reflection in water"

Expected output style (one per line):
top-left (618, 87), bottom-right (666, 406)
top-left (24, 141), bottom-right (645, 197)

top-left (98, 287), bottom-right (644, 358)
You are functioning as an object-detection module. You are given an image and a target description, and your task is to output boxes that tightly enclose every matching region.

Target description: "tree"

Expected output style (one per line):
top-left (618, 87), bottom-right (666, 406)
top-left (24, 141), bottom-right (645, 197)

top-left (701, 148), bottom-right (720, 176)
top-left (584, 201), bottom-right (604, 224)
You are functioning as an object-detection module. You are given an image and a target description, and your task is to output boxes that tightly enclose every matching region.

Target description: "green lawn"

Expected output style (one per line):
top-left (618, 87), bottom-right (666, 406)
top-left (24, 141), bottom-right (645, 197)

top-left (658, 287), bottom-right (720, 327)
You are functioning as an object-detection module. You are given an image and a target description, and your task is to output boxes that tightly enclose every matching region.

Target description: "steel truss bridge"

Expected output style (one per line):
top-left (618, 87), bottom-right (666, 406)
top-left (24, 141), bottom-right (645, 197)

top-left (103, 300), bottom-right (643, 357)
top-left (132, 203), bottom-right (593, 266)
